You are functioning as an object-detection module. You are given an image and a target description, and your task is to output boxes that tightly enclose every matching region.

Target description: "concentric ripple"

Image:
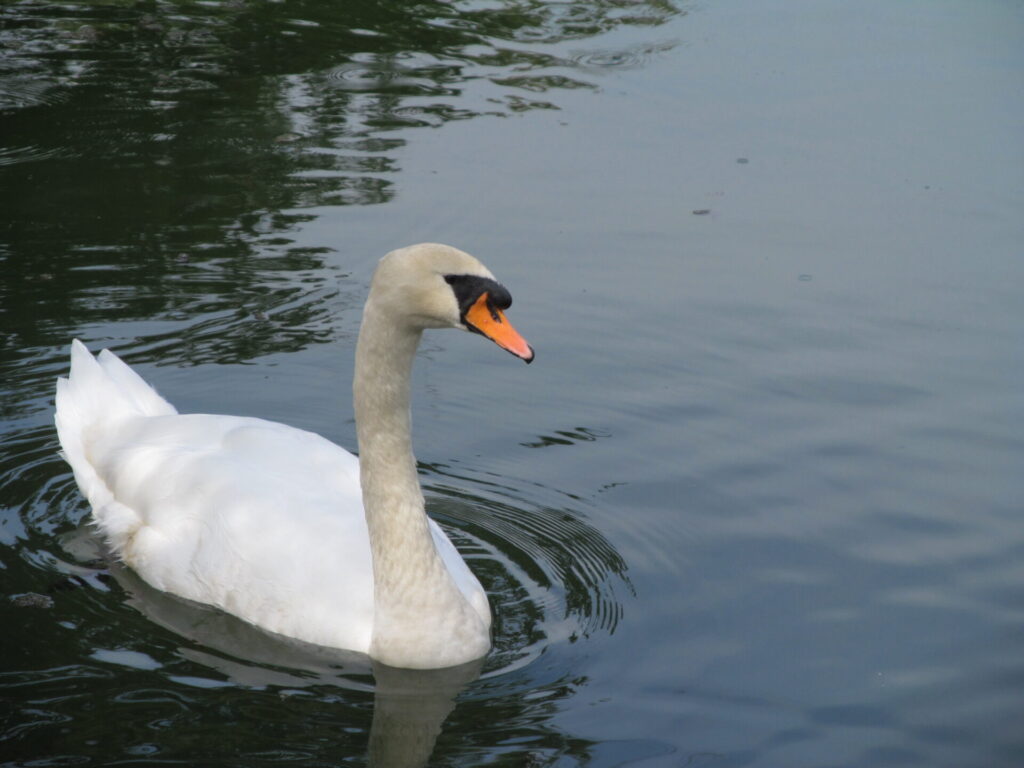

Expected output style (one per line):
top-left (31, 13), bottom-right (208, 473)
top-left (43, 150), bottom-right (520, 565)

top-left (426, 472), bottom-right (632, 678)
top-left (6, 416), bottom-right (629, 695)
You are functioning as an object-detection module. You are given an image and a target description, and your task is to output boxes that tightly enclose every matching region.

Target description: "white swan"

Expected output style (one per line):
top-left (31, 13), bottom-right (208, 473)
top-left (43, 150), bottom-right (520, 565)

top-left (55, 243), bottom-right (534, 669)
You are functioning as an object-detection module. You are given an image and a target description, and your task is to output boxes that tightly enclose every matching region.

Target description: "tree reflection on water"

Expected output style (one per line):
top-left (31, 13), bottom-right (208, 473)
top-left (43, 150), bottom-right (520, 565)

top-left (1, 0), bottom-right (681, 364)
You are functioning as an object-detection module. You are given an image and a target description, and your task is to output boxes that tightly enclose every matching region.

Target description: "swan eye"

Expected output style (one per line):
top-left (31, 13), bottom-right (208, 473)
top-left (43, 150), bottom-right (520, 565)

top-left (444, 274), bottom-right (513, 320)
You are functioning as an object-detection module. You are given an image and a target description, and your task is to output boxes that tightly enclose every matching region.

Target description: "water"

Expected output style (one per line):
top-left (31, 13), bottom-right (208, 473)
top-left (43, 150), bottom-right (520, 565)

top-left (2, 1), bottom-right (1023, 765)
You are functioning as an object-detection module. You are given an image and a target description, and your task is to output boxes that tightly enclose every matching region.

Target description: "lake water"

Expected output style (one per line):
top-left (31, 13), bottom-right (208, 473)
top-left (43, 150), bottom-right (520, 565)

top-left (2, 1), bottom-right (1023, 766)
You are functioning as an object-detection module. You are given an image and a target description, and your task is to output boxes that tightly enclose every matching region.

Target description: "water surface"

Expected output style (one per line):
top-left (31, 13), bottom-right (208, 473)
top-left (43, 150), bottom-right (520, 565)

top-left (3, 1), bottom-right (1023, 766)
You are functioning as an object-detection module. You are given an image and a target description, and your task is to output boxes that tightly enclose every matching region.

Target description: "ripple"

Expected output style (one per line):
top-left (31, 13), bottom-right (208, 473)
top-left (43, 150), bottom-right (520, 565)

top-left (90, 648), bottom-right (162, 671)
top-left (378, 103), bottom-right (488, 128)
top-left (758, 372), bottom-right (928, 409)
top-left (0, 75), bottom-right (69, 112)
top-left (570, 39), bottom-right (678, 70)
top-left (0, 144), bottom-right (71, 167)
top-left (491, 73), bottom-right (597, 93)
top-left (30, 459), bottom-right (629, 693)
top-left (0, 664), bottom-right (115, 690)
top-left (323, 55), bottom-right (459, 96)
top-left (377, 105), bottom-right (446, 128)
top-left (425, 467), bottom-right (632, 677)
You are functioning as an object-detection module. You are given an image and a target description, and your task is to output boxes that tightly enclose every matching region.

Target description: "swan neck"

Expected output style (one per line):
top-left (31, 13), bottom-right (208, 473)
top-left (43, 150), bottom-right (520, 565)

top-left (353, 298), bottom-right (489, 668)
top-left (354, 300), bottom-right (420, 488)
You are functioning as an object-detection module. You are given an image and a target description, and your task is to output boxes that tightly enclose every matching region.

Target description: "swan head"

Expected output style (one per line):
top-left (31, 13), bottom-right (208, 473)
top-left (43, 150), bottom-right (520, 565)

top-left (371, 243), bottom-right (534, 363)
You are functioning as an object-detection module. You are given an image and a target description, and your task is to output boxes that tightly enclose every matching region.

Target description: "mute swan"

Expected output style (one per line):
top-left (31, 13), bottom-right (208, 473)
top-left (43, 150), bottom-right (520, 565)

top-left (55, 243), bottom-right (534, 670)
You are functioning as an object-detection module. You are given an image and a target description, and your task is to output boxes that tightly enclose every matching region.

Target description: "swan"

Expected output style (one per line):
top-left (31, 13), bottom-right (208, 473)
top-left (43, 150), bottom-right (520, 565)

top-left (54, 243), bottom-right (534, 669)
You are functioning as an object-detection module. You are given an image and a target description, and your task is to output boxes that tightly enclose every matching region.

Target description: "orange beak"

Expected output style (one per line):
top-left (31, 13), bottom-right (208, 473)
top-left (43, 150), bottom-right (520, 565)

top-left (465, 293), bottom-right (534, 363)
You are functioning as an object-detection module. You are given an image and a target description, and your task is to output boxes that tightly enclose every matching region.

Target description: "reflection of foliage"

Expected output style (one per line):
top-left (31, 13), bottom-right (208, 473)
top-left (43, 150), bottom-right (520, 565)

top-left (1, 8), bottom-right (679, 765)
top-left (0, 0), bottom-right (680, 370)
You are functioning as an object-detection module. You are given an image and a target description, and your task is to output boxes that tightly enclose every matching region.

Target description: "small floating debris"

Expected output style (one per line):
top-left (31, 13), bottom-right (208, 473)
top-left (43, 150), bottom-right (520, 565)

top-left (692, 209), bottom-right (711, 216)
top-left (737, 157), bottom-right (749, 164)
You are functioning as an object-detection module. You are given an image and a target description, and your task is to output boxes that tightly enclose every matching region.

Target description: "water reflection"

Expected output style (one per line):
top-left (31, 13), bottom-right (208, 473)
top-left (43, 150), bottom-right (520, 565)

top-left (73, 537), bottom-right (487, 767)
top-left (0, 412), bottom-right (631, 764)
top-left (0, 469), bottom-right (630, 765)
top-left (368, 660), bottom-right (484, 768)
top-left (1, 0), bottom-right (676, 764)
top-left (2, 0), bottom-right (681, 370)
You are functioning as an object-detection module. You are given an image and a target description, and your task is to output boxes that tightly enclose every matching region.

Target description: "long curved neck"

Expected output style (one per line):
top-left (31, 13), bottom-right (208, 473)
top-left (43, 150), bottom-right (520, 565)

top-left (353, 297), bottom-right (489, 669)
top-left (354, 298), bottom-right (422, 521)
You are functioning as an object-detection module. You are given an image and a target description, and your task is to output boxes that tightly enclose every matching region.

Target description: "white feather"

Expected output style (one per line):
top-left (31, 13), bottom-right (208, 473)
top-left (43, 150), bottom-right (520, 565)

top-left (53, 244), bottom-right (522, 668)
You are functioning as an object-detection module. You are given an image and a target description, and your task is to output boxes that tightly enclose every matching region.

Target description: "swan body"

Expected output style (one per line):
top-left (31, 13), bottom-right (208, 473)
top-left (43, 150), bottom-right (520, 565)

top-left (55, 244), bottom-right (533, 669)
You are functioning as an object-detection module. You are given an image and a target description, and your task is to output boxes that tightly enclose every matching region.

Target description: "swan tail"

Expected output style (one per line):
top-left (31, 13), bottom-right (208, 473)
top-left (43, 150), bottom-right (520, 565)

top-left (55, 340), bottom-right (176, 552)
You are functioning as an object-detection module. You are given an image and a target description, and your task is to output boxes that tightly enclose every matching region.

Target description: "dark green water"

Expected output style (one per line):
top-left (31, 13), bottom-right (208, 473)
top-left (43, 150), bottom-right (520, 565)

top-left (3, 1), bottom-right (1023, 766)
